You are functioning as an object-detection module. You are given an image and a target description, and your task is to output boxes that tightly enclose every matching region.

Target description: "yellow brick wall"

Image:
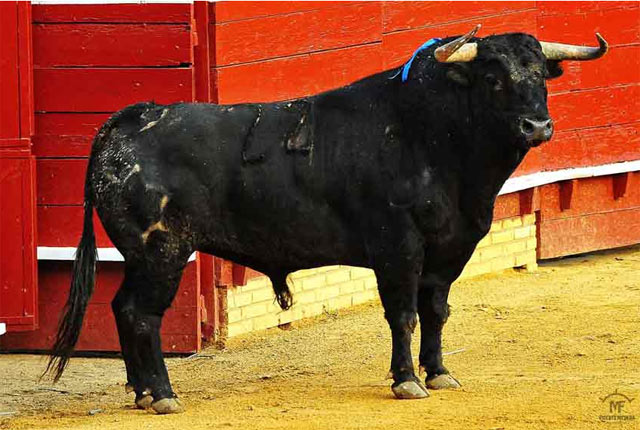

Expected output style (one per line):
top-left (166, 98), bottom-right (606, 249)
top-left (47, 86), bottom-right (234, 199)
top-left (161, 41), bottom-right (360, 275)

top-left (225, 214), bottom-right (537, 338)
top-left (459, 213), bottom-right (537, 278)
top-left (225, 265), bottom-right (379, 337)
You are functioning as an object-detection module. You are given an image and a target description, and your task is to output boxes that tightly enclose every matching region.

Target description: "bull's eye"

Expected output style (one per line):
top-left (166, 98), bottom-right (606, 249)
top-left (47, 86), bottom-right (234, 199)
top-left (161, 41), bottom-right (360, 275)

top-left (484, 74), bottom-right (502, 91)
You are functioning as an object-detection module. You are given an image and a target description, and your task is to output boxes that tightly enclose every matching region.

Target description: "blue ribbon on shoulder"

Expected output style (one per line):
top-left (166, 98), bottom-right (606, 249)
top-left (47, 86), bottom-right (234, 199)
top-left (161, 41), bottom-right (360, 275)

top-left (391, 38), bottom-right (441, 82)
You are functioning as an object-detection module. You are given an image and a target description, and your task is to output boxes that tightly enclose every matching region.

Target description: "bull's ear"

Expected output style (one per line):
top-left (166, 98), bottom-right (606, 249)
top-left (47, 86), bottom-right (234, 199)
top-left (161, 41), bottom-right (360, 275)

top-left (545, 60), bottom-right (564, 80)
top-left (446, 64), bottom-right (470, 86)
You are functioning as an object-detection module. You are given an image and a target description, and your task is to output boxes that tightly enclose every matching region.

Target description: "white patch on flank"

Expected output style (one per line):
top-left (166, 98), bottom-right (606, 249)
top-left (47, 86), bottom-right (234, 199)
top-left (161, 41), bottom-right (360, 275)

top-left (139, 108), bottom-right (168, 132)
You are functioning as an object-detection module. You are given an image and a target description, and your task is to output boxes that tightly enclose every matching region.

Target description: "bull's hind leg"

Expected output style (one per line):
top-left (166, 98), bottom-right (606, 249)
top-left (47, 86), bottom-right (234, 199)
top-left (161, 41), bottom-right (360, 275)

top-left (112, 267), bottom-right (152, 409)
top-left (112, 243), bottom-right (192, 414)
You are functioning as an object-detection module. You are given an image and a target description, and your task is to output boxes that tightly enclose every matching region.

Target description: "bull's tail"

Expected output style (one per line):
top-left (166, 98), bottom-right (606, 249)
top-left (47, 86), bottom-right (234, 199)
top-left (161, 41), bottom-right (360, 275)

top-left (272, 275), bottom-right (293, 311)
top-left (44, 176), bottom-right (97, 382)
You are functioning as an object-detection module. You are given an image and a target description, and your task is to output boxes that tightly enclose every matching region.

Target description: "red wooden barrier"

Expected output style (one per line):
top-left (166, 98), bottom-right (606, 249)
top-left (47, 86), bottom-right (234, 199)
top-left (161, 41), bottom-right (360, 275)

top-left (1, 262), bottom-right (201, 352)
top-left (215, 3), bottom-right (381, 66)
top-left (32, 3), bottom-right (190, 23)
top-left (2, 2), bottom-right (204, 352)
top-left (0, 156), bottom-right (37, 332)
top-left (34, 24), bottom-right (191, 68)
top-left (0, 2), bottom-right (37, 333)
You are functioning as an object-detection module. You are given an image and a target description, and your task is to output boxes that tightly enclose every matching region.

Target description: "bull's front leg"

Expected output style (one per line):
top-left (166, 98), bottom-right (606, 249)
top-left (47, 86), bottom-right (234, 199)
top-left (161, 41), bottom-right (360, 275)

top-left (417, 251), bottom-right (472, 390)
top-left (375, 256), bottom-right (429, 399)
top-left (417, 279), bottom-right (461, 389)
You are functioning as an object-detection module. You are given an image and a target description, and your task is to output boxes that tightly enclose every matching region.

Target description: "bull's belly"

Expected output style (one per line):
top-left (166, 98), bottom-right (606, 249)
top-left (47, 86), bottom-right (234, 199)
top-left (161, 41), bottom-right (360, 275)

top-left (195, 200), bottom-right (366, 271)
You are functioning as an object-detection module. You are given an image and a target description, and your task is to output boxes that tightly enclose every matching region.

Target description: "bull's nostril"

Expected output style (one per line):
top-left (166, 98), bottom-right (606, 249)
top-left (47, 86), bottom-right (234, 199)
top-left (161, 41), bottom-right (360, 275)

top-left (521, 119), bottom-right (535, 135)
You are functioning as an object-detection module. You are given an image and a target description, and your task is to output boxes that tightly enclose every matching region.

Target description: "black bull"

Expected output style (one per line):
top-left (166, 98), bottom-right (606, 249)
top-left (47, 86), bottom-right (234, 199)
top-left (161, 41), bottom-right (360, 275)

top-left (46, 29), bottom-right (607, 413)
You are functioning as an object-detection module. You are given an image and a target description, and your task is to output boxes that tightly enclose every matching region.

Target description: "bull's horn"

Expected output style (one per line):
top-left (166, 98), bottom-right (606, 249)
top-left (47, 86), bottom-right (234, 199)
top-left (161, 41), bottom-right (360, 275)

top-left (540, 33), bottom-right (608, 61)
top-left (434, 24), bottom-right (481, 63)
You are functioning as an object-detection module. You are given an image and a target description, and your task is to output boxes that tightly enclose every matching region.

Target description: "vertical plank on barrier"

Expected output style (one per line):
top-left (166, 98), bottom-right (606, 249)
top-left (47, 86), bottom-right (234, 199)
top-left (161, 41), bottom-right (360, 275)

top-left (0, 2), bottom-right (21, 144)
top-left (0, 1), bottom-right (38, 334)
top-left (192, 1), bottom-right (219, 345)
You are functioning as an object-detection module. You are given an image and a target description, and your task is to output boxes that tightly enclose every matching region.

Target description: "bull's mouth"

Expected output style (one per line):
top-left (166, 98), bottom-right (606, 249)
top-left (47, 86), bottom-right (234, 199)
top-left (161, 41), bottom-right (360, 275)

top-left (515, 135), bottom-right (549, 150)
top-left (526, 139), bottom-right (547, 148)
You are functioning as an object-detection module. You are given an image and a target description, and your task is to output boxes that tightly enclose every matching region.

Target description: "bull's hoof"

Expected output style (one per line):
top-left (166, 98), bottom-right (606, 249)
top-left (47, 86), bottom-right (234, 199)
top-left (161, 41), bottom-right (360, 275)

top-left (152, 397), bottom-right (184, 414)
top-left (391, 380), bottom-right (430, 399)
top-left (135, 394), bottom-right (154, 410)
top-left (426, 373), bottom-right (461, 390)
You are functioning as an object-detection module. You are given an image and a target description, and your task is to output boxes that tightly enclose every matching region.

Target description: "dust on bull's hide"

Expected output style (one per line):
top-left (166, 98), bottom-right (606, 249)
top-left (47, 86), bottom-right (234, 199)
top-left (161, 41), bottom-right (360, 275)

top-left (139, 108), bottom-right (169, 132)
top-left (159, 195), bottom-right (169, 211)
top-left (123, 164), bottom-right (141, 182)
top-left (141, 220), bottom-right (168, 244)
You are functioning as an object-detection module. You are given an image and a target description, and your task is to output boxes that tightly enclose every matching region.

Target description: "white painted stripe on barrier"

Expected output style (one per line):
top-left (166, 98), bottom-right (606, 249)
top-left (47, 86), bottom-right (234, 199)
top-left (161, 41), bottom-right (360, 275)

top-left (35, 160), bottom-right (638, 261)
top-left (37, 247), bottom-right (196, 262)
top-left (0, 323), bottom-right (6, 336)
top-left (499, 160), bottom-right (640, 196)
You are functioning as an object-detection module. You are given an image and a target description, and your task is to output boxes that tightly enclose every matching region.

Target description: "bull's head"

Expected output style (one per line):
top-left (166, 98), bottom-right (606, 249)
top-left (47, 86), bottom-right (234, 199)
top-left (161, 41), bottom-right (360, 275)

top-left (432, 25), bottom-right (607, 149)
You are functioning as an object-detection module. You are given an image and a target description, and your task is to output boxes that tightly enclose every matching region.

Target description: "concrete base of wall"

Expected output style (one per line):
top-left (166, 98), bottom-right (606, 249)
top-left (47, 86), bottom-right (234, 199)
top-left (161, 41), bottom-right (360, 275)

top-left (224, 214), bottom-right (538, 339)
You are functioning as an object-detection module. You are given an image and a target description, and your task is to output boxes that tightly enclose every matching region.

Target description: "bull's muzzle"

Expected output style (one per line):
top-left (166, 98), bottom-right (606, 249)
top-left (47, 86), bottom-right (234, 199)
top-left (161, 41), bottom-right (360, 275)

top-left (520, 117), bottom-right (553, 145)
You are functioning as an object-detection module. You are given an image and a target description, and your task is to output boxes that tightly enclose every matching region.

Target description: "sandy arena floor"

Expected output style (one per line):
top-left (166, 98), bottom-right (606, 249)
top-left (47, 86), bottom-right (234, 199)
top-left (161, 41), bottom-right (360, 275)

top-left (1, 245), bottom-right (639, 430)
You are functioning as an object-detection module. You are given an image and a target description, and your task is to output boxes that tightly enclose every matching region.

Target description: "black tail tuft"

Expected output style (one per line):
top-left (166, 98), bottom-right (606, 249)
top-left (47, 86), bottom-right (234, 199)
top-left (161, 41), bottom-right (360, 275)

top-left (43, 197), bottom-right (97, 382)
top-left (272, 275), bottom-right (293, 311)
